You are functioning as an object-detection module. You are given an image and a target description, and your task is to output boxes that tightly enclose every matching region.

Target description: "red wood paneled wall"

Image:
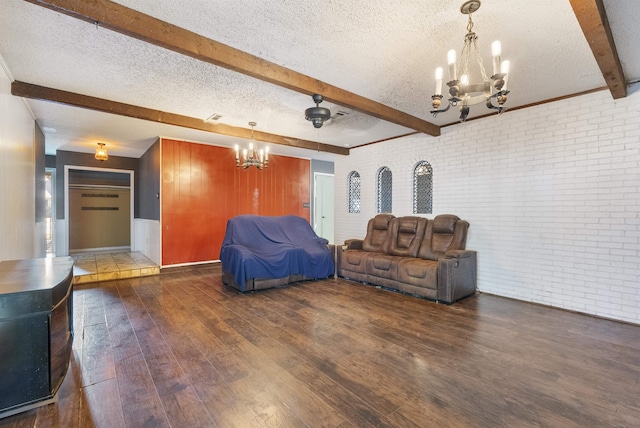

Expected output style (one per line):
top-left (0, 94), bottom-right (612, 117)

top-left (161, 138), bottom-right (310, 265)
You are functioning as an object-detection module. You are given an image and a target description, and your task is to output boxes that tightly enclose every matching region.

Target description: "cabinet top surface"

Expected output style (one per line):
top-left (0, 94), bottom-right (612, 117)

top-left (0, 257), bottom-right (74, 295)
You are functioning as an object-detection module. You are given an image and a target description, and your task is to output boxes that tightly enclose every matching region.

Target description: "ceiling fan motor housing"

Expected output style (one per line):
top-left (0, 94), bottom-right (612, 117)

top-left (305, 94), bottom-right (331, 128)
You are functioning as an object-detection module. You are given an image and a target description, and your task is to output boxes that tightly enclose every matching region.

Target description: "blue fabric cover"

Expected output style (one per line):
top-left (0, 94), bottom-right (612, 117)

top-left (220, 215), bottom-right (334, 291)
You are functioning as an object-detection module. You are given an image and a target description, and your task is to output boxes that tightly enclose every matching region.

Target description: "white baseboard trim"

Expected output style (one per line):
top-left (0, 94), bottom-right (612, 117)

top-left (161, 259), bottom-right (220, 269)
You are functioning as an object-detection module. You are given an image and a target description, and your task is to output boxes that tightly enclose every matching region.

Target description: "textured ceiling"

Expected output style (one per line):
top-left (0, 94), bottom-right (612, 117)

top-left (0, 0), bottom-right (638, 159)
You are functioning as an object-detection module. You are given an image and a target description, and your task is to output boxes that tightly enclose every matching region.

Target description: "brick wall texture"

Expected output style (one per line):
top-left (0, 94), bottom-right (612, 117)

top-left (334, 87), bottom-right (640, 324)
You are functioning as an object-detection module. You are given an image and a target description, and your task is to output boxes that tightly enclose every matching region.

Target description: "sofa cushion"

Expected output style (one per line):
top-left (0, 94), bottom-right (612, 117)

top-left (366, 253), bottom-right (400, 280)
top-left (389, 217), bottom-right (427, 257)
top-left (362, 214), bottom-right (395, 253)
top-left (342, 250), bottom-right (371, 274)
top-left (396, 258), bottom-right (438, 289)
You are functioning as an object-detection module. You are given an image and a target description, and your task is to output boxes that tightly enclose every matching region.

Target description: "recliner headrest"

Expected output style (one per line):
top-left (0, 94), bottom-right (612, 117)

top-left (433, 214), bottom-right (459, 234)
top-left (372, 214), bottom-right (394, 230)
top-left (398, 217), bottom-right (419, 233)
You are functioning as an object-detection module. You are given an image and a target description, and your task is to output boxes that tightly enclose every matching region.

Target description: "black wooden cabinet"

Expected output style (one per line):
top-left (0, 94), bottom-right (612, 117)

top-left (0, 257), bottom-right (74, 419)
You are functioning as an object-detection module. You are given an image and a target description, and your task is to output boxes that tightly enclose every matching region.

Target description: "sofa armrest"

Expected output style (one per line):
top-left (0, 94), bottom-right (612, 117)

top-left (437, 251), bottom-right (477, 304)
top-left (336, 240), bottom-right (364, 277)
top-left (445, 249), bottom-right (474, 259)
top-left (327, 244), bottom-right (337, 277)
top-left (343, 239), bottom-right (363, 250)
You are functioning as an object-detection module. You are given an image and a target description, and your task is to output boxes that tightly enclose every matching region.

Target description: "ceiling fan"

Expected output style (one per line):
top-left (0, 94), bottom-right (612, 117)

top-left (304, 94), bottom-right (331, 128)
top-left (304, 94), bottom-right (352, 128)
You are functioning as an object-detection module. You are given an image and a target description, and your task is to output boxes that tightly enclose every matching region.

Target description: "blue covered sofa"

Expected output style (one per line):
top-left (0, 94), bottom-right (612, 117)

top-left (220, 215), bottom-right (335, 292)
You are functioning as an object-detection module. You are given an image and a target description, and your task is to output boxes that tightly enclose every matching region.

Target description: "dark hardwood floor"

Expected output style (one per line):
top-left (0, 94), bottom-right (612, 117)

top-left (2, 264), bottom-right (639, 427)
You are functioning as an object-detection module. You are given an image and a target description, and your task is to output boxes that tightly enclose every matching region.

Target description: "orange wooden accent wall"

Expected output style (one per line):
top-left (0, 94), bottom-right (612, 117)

top-left (161, 139), bottom-right (310, 265)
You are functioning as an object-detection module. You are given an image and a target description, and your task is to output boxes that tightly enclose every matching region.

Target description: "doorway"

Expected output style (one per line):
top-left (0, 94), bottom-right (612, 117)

top-left (45, 169), bottom-right (55, 255)
top-left (64, 166), bottom-right (134, 254)
top-left (314, 173), bottom-right (334, 244)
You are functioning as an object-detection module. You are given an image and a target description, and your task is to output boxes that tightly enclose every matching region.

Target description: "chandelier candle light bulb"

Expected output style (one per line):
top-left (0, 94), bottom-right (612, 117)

top-left (491, 40), bottom-right (501, 76)
top-left (447, 49), bottom-right (457, 81)
top-left (501, 60), bottom-right (510, 91)
top-left (435, 67), bottom-right (443, 96)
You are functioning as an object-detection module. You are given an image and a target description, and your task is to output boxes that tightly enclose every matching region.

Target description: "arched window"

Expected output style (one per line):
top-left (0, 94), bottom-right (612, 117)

top-left (376, 166), bottom-right (392, 213)
top-left (412, 161), bottom-right (433, 214)
top-left (348, 171), bottom-right (361, 213)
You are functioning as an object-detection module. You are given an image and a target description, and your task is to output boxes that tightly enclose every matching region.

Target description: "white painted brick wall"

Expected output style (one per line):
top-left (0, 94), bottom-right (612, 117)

top-left (334, 87), bottom-right (640, 324)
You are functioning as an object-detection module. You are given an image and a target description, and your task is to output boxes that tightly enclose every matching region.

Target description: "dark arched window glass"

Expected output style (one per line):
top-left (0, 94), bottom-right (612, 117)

top-left (412, 161), bottom-right (433, 214)
top-left (376, 166), bottom-right (392, 213)
top-left (348, 171), bottom-right (361, 213)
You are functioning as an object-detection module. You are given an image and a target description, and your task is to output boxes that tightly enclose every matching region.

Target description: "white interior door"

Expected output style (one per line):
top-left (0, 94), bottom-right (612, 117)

top-left (314, 173), bottom-right (334, 244)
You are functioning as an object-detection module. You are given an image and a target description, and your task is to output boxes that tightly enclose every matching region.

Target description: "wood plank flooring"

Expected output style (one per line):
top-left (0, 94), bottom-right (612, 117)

top-left (1, 264), bottom-right (639, 427)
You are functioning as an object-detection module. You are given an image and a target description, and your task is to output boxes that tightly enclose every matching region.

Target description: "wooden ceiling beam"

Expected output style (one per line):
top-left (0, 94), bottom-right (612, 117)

top-left (24, 0), bottom-right (441, 137)
top-left (569, 0), bottom-right (626, 99)
top-left (12, 81), bottom-right (349, 155)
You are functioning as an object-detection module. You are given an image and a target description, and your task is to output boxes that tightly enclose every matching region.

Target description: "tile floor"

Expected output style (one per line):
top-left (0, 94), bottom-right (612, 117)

top-left (72, 251), bottom-right (160, 285)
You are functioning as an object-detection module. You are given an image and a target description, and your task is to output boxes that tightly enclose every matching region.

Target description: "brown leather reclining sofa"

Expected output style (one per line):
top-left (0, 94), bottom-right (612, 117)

top-left (337, 214), bottom-right (477, 303)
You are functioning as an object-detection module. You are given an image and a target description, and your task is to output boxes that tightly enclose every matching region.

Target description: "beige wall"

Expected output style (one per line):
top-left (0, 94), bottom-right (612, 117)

top-left (68, 187), bottom-right (130, 251)
top-left (0, 59), bottom-right (36, 261)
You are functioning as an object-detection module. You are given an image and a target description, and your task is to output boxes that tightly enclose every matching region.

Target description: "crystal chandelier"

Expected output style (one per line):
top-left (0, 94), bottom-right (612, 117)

top-left (430, 0), bottom-right (510, 122)
top-left (95, 143), bottom-right (108, 161)
top-left (234, 122), bottom-right (269, 169)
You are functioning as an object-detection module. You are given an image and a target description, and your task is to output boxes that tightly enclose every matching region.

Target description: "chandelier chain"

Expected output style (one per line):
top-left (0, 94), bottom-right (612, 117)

top-left (473, 35), bottom-right (489, 82)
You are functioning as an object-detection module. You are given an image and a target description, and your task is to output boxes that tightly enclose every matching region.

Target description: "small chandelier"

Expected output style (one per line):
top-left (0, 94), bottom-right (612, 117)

top-left (95, 143), bottom-right (108, 161)
top-left (431, 0), bottom-right (510, 122)
top-left (234, 122), bottom-right (269, 170)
